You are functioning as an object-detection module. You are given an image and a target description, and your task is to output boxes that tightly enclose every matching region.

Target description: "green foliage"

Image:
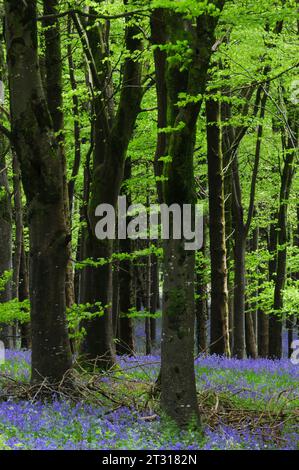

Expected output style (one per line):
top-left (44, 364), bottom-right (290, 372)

top-left (0, 299), bottom-right (30, 325)
top-left (0, 434), bottom-right (10, 450)
top-left (0, 271), bottom-right (12, 293)
top-left (67, 302), bottom-right (105, 341)
top-left (122, 307), bottom-right (161, 319)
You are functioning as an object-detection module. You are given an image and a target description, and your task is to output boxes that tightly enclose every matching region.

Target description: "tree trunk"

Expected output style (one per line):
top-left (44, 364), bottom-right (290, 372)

top-left (117, 160), bottom-right (135, 355)
top-left (43, 0), bottom-right (75, 313)
top-left (270, 105), bottom-right (298, 358)
top-left (150, 253), bottom-right (159, 344)
top-left (117, 237), bottom-right (135, 355)
top-left (76, 9), bottom-right (142, 367)
top-left (232, 228), bottom-right (246, 358)
top-left (257, 260), bottom-right (269, 358)
top-left (19, 243), bottom-right (31, 349)
top-left (221, 99), bottom-right (234, 351)
top-left (152, 3), bottom-right (225, 428)
top-left (145, 252), bottom-right (152, 355)
top-left (245, 309), bottom-right (258, 359)
top-left (5, 0), bottom-right (72, 383)
top-left (206, 98), bottom-right (230, 356)
top-left (245, 228), bottom-right (258, 359)
top-left (0, 40), bottom-right (13, 349)
top-left (196, 216), bottom-right (208, 354)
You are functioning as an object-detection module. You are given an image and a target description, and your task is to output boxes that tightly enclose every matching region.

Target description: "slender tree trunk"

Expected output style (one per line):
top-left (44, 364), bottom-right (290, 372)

top-left (77, 9), bottom-right (142, 367)
top-left (245, 228), bottom-right (258, 359)
top-left (0, 40), bottom-right (13, 349)
top-left (0, 130), bottom-right (12, 350)
top-left (117, 159), bottom-right (135, 355)
top-left (270, 107), bottom-right (298, 358)
top-left (145, 252), bottom-right (152, 355)
top-left (232, 88), bottom-right (268, 358)
top-left (232, 227), bottom-right (246, 358)
top-left (112, 247), bottom-right (120, 338)
top-left (117, 237), bottom-right (135, 355)
top-left (67, 17), bottom-right (81, 216)
top-left (245, 310), bottom-right (258, 359)
top-left (206, 98), bottom-right (230, 356)
top-left (258, 259), bottom-right (269, 357)
top-left (196, 216), bottom-right (208, 354)
top-left (19, 243), bottom-right (31, 349)
top-left (222, 101), bottom-right (234, 352)
top-left (12, 154), bottom-right (23, 300)
top-left (150, 253), bottom-right (159, 344)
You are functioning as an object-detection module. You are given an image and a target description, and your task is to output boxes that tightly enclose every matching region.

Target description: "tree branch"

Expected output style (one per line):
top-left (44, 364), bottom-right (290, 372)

top-left (37, 8), bottom-right (149, 22)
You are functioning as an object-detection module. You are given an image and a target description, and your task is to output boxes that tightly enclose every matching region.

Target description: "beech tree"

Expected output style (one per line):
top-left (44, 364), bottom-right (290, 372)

top-left (151, 1), bottom-right (225, 427)
top-left (4, 0), bottom-right (72, 383)
top-left (74, 2), bottom-right (143, 367)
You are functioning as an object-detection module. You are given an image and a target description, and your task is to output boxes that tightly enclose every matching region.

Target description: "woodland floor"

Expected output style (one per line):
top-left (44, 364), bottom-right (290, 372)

top-left (0, 350), bottom-right (298, 450)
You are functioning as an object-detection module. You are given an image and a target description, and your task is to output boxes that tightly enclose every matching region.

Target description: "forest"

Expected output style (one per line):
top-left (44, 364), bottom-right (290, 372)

top-left (0, 0), bottom-right (298, 453)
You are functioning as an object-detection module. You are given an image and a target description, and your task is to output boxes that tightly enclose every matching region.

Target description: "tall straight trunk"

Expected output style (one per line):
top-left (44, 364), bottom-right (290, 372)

top-left (269, 112), bottom-right (297, 358)
top-left (117, 236), bottom-right (135, 355)
top-left (145, 252), bottom-right (152, 355)
top-left (117, 159), bottom-right (135, 355)
top-left (0, 40), bottom-right (13, 349)
top-left (222, 101), bottom-right (234, 351)
top-left (12, 154), bottom-right (23, 300)
top-left (19, 242), bottom-right (31, 349)
top-left (43, 0), bottom-right (75, 312)
top-left (0, 142), bottom-right (13, 350)
top-left (150, 253), bottom-right (159, 343)
top-left (112, 247), bottom-right (120, 338)
top-left (206, 98), bottom-right (230, 356)
top-left (232, 88), bottom-right (268, 358)
top-left (76, 6), bottom-right (142, 367)
top-left (11, 153), bottom-right (23, 348)
top-left (257, 233), bottom-right (269, 358)
top-left (153, 2), bottom-right (225, 427)
top-left (5, 0), bottom-right (72, 383)
top-left (67, 17), bottom-right (81, 216)
top-left (196, 215), bottom-right (208, 354)
top-left (232, 226), bottom-right (246, 358)
top-left (245, 227), bottom-right (258, 359)
top-left (76, 140), bottom-right (93, 304)
top-left (13, 154), bottom-right (30, 348)
top-left (251, 224), bottom-right (259, 337)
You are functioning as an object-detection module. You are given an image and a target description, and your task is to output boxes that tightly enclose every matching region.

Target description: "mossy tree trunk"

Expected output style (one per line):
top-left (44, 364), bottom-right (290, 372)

top-left (5, 0), bottom-right (72, 383)
top-left (43, 0), bottom-right (75, 312)
top-left (152, 2), bottom-right (225, 427)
